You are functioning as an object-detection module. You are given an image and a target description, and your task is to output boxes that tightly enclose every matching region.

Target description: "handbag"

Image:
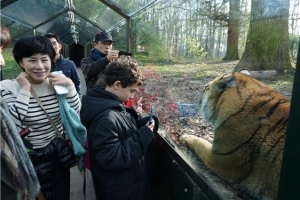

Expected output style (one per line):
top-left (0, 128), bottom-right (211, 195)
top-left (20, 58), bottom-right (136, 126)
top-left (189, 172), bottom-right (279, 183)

top-left (30, 88), bottom-right (77, 168)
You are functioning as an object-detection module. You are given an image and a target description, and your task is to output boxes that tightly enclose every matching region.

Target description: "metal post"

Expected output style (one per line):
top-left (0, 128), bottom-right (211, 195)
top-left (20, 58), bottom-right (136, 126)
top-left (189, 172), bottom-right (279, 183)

top-left (277, 39), bottom-right (300, 199)
top-left (126, 18), bottom-right (132, 53)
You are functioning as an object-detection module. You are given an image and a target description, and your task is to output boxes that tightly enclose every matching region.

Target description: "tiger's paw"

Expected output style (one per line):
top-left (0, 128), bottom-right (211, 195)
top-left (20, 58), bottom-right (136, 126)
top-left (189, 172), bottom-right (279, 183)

top-left (181, 135), bottom-right (198, 146)
top-left (203, 135), bottom-right (213, 143)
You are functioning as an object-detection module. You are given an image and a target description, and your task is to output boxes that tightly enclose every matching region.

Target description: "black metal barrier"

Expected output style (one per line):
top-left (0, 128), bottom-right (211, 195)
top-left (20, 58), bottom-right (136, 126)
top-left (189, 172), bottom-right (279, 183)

top-left (150, 131), bottom-right (244, 200)
top-left (277, 40), bottom-right (300, 199)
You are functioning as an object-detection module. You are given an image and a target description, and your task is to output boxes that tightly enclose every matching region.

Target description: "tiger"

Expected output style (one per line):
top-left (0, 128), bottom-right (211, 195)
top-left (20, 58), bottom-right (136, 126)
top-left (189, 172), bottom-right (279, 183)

top-left (181, 71), bottom-right (290, 200)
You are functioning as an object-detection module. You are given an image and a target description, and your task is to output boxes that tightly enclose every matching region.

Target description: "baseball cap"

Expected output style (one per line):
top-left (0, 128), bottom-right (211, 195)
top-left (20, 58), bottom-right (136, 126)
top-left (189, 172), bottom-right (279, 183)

top-left (94, 31), bottom-right (113, 42)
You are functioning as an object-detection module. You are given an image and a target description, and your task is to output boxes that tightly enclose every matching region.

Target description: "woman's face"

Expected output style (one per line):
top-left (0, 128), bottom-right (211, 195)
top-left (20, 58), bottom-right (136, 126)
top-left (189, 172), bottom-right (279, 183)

top-left (19, 53), bottom-right (51, 84)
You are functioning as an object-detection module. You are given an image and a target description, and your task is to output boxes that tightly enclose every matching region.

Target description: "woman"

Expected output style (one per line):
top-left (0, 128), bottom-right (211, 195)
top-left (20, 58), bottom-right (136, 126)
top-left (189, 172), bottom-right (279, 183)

top-left (1, 25), bottom-right (41, 200)
top-left (1, 35), bottom-right (81, 200)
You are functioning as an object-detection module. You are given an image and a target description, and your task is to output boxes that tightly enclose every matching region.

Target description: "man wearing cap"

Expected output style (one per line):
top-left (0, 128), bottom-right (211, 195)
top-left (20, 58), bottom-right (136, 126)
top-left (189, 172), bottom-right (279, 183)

top-left (81, 31), bottom-right (119, 89)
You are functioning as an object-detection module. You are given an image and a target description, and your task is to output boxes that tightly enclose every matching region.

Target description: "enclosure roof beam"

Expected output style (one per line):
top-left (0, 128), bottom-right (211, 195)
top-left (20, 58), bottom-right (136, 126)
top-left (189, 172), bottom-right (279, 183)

top-left (1, 0), bottom-right (18, 9)
top-left (128, 0), bottom-right (162, 18)
top-left (105, 19), bottom-right (126, 33)
top-left (1, 13), bottom-right (32, 29)
top-left (70, 8), bottom-right (106, 31)
top-left (2, 9), bottom-right (72, 41)
top-left (98, 0), bottom-right (130, 19)
top-left (31, 8), bottom-right (69, 29)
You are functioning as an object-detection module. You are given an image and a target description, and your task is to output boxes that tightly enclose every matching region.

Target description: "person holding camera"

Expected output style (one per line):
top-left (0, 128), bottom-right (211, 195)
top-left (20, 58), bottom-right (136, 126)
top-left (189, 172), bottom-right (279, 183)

top-left (80, 31), bottom-right (119, 90)
top-left (1, 35), bottom-right (81, 199)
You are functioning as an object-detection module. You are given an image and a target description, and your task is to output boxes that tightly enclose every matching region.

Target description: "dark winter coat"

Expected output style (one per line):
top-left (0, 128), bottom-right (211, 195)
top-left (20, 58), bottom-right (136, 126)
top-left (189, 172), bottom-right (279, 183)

top-left (80, 50), bottom-right (109, 89)
top-left (80, 86), bottom-right (155, 200)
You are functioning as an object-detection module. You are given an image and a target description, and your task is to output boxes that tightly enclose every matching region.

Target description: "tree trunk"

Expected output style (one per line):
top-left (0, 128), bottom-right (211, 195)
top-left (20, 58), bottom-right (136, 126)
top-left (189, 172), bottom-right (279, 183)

top-left (223, 0), bottom-right (240, 61)
top-left (235, 0), bottom-right (292, 72)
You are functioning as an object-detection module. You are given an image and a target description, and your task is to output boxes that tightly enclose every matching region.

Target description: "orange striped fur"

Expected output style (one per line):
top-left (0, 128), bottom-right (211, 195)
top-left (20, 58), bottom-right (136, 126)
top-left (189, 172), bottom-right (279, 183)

top-left (181, 72), bottom-right (290, 200)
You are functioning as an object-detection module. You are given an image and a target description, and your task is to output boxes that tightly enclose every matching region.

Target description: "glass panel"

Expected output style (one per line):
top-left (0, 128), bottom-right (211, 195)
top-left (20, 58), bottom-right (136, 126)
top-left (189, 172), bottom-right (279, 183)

top-left (110, 22), bottom-right (128, 51)
top-left (1, 0), bottom-right (66, 29)
top-left (1, 15), bottom-right (33, 41)
top-left (105, 0), bottom-right (159, 15)
top-left (36, 12), bottom-right (96, 46)
top-left (73, 0), bottom-right (124, 31)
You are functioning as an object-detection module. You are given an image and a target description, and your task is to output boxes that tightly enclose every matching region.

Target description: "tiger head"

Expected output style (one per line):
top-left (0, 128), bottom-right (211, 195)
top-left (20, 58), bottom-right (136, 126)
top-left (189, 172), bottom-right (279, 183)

top-left (183, 70), bottom-right (290, 200)
top-left (199, 71), bottom-right (289, 131)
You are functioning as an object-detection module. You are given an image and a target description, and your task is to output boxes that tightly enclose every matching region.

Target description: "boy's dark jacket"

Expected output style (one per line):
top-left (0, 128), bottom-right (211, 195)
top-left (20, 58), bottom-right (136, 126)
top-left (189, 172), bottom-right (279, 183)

top-left (80, 85), bottom-right (157, 199)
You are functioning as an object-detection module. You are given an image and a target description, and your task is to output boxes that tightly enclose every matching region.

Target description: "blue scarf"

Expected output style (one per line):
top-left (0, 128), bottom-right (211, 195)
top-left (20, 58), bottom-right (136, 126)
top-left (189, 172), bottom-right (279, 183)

top-left (57, 94), bottom-right (87, 172)
top-left (91, 48), bottom-right (107, 60)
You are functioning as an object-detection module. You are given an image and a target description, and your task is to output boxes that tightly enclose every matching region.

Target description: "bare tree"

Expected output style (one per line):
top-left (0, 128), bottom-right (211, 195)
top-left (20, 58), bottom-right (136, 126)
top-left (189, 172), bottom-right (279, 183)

top-left (235, 0), bottom-right (293, 72)
top-left (223, 0), bottom-right (240, 60)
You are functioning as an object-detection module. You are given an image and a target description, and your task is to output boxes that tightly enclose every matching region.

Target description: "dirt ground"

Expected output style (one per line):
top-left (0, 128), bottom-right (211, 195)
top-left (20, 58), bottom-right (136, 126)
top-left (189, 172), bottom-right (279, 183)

top-left (140, 60), bottom-right (293, 145)
top-left (138, 60), bottom-right (293, 199)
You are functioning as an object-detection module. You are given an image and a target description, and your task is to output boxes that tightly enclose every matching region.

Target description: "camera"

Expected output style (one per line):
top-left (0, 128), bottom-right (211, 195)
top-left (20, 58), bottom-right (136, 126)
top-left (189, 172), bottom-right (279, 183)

top-left (118, 50), bottom-right (132, 57)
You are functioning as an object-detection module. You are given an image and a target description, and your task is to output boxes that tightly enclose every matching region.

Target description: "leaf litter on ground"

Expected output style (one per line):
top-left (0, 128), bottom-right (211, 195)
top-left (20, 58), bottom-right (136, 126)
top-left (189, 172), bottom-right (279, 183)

top-left (136, 60), bottom-right (294, 199)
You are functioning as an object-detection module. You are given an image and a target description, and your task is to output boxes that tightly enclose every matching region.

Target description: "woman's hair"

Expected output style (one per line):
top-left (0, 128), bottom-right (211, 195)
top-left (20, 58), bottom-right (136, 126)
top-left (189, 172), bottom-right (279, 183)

top-left (13, 35), bottom-right (56, 65)
top-left (1, 25), bottom-right (11, 49)
top-left (103, 56), bottom-right (144, 88)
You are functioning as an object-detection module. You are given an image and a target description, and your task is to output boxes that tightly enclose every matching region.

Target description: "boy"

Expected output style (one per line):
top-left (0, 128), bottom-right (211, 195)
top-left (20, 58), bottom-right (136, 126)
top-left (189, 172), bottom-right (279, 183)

top-left (80, 56), bottom-right (158, 200)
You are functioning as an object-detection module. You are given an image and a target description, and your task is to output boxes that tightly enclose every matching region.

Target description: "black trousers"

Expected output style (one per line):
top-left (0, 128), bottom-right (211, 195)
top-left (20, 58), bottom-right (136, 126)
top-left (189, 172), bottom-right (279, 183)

top-left (52, 165), bottom-right (70, 200)
top-left (35, 164), bottom-right (70, 200)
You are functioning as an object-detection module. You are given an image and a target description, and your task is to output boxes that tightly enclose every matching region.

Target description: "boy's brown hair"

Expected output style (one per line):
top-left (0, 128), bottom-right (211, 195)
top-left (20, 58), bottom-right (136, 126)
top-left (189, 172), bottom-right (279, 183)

top-left (103, 56), bottom-right (144, 88)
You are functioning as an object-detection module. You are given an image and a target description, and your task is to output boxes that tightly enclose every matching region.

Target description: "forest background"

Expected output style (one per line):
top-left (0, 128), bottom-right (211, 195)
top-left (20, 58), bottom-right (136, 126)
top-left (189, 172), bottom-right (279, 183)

top-left (2, 0), bottom-right (300, 78)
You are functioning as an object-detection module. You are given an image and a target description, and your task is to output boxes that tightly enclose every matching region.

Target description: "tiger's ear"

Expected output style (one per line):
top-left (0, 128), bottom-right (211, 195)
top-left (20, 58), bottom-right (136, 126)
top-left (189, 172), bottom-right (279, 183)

top-left (222, 74), bottom-right (236, 88)
top-left (239, 69), bottom-right (251, 76)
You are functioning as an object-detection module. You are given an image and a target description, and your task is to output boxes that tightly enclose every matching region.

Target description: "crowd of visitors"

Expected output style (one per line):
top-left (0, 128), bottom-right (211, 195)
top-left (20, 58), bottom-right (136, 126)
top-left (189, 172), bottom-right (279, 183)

top-left (0, 26), bottom-right (159, 200)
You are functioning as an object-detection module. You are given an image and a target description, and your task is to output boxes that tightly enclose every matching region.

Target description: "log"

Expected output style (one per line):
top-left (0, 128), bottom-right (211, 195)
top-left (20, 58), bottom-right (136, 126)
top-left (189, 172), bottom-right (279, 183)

top-left (249, 70), bottom-right (277, 79)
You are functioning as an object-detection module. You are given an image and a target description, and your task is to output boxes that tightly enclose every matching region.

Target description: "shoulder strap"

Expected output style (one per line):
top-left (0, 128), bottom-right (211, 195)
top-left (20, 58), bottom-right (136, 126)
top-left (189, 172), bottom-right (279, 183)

top-left (30, 88), bottom-right (64, 139)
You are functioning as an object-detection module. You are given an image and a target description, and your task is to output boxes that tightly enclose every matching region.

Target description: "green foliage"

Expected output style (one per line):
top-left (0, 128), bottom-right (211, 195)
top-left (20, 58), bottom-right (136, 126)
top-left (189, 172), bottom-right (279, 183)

top-left (133, 17), bottom-right (169, 61)
top-left (1, 48), bottom-right (22, 79)
top-left (185, 37), bottom-right (207, 59)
